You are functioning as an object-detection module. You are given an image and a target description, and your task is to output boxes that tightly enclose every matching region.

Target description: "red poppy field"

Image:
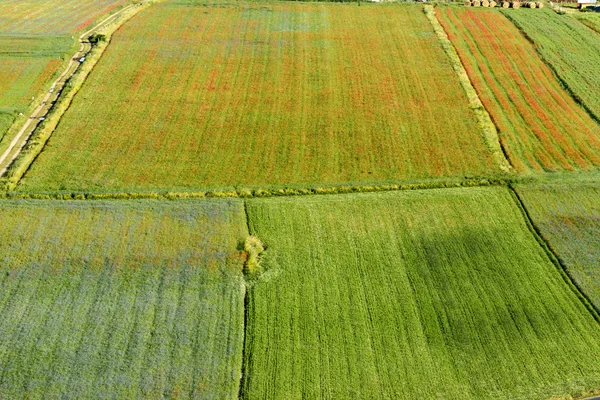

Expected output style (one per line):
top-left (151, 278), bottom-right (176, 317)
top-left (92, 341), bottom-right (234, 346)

top-left (16, 2), bottom-right (502, 194)
top-left (438, 7), bottom-right (600, 173)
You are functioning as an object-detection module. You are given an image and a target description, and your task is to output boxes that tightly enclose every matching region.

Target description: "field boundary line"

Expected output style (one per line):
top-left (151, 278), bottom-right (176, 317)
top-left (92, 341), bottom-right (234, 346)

top-left (237, 201), bottom-right (251, 400)
top-left (0, 177), bottom-right (519, 201)
top-left (425, 5), bottom-right (513, 173)
top-left (508, 184), bottom-right (600, 324)
top-left (0, 0), bottom-right (154, 191)
top-left (502, 11), bottom-right (600, 126)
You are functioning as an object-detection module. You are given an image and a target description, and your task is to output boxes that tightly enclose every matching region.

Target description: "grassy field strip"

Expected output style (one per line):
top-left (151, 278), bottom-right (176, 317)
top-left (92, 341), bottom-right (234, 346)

top-left (0, 1), bottom-right (152, 188)
top-left (438, 7), bottom-right (600, 173)
top-left (425, 5), bottom-right (511, 173)
top-left (0, 176), bottom-right (516, 200)
top-left (15, 2), bottom-right (500, 193)
top-left (243, 187), bottom-right (600, 399)
top-left (514, 181), bottom-right (600, 315)
top-left (503, 9), bottom-right (600, 123)
top-left (576, 13), bottom-right (600, 33)
top-left (0, 0), bottom-right (129, 35)
top-left (0, 199), bottom-right (247, 398)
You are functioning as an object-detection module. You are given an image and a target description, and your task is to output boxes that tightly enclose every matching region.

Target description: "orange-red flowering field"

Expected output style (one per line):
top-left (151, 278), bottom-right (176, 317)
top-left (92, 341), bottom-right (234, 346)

top-left (18, 2), bottom-right (501, 193)
top-left (438, 7), bottom-right (600, 173)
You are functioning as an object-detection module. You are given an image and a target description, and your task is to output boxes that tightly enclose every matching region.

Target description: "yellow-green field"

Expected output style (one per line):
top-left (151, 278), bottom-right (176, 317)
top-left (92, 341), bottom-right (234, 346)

top-left (0, 0), bottom-right (128, 34)
top-left (17, 2), bottom-right (500, 194)
top-left (1, 2), bottom-right (600, 399)
top-left (0, 35), bottom-right (72, 140)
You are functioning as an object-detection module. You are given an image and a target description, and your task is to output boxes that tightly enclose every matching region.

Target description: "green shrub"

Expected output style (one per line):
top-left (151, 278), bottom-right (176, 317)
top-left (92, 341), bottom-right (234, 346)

top-left (244, 236), bottom-right (265, 278)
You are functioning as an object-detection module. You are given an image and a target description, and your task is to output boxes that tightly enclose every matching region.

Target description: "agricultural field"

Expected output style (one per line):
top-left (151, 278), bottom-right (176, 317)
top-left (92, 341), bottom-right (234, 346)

top-left (243, 187), bottom-right (600, 399)
top-left (438, 8), bottom-right (600, 173)
top-left (0, 199), bottom-right (247, 398)
top-left (0, 35), bottom-right (72, 140)
top-left (502, 9), bottom-right (600, 122)
top-left (17, 1), bottom-right (501, 194)
top-left (515, 178), bottom-right (600, 312)
top-left (0, 0), bottom-right (129, 143)
top-left (0, 0), bottom-right (128, 35)
top-left (575, 13), bottom-right (600, 34)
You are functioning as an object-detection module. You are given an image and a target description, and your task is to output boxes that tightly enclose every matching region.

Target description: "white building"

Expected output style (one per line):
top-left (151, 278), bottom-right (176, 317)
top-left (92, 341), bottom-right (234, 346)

top-left (578, 0), bottom-right (597, 8)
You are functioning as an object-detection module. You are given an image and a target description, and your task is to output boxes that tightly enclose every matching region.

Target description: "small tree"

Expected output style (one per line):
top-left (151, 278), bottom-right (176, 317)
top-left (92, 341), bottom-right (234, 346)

top-left (88, 33), bottom-right (107, 44)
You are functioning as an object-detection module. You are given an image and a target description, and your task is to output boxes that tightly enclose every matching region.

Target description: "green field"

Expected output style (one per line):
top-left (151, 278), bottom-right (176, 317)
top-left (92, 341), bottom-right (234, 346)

top-left (438, 8), bottom-right (600, 173)
top-left (0, 199), bottom-right (247, 398)
top-left (0, 0), bottom-right (128, 144)
top-left (0, 35), bottom-right (73, 140)
top-left (17, 1), bottom-right (500, 194)
top-left (243, 187), bottom-right (600, 399)
top-left (2, 2), bottom-right (600, 399)
top-left (575, 13), bottom-right (600, 33)
top-left (503, 9), bottom-right (600, 122)
top-left (515, 178), bottom-right (600, 313)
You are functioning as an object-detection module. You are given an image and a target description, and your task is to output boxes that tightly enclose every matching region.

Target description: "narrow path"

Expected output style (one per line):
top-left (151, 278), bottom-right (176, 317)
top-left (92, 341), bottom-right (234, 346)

top-left (0, 2), bottom-right (141, 176)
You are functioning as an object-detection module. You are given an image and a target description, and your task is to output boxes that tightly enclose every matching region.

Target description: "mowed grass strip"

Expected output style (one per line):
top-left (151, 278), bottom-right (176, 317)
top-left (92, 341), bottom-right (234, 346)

top-left (243, 187), bottom-right (600, 399)
top-left (0, 199), bottom-right (247, 399)
top-left (18, 2), bottom-right (499, 193)
top-left (438, 8), bottom-right (600, 173)
top-left (0, 0), bottom-right (128, 34)
top-left (503, 9), bottom-right (600, 122)
top-left (515, 179), bottom-right (600, 312)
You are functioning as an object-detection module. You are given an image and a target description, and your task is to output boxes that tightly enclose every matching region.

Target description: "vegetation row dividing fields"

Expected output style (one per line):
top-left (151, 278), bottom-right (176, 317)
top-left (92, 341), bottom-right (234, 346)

top-left (502, 9), bottom-right (600, 122)
top-left (0, 0), bottom-right (129, 35)
top-left (0, 199), bottom-right (247, 399)
top-left (243, 187), bottom-right (600, 400)
top-left (16, 1), bottom-right (500, 194)
top-left (515, 178), bottom-right (600, 313)
top-left (438, 7), bottom-right (600, 173)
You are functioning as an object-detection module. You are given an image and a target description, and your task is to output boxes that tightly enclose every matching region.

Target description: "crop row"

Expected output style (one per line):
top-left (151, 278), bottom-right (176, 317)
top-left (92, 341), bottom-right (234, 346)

top-left (0, 199), bottom-right (247, 399)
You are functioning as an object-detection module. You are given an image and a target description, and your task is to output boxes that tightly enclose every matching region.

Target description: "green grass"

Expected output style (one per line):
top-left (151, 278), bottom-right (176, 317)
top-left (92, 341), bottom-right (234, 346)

top-left (502, 9), bottom-right (600, 122)
top-left (16, 1), bottom-right (500, 194)
top-left (243, 187), bottom-right (600, 399)
top-left (0, 112), bottom-right (14, 142)
top-left (575, 12), bottom-right (600, 33)
top-left (515, 179), bottom-right (600, 313)
top-left (0, 0), bottom-right (126, 143)
top-left (0, 199), bottom-right (247, 399)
